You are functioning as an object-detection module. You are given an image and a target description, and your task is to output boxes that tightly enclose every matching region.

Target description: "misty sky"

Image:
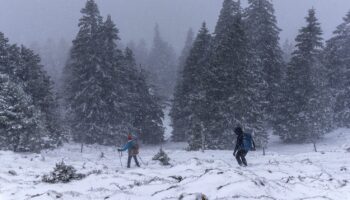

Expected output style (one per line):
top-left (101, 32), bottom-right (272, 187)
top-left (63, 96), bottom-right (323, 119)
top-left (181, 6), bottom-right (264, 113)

top-left (1, 0), bottom-right (350, 53)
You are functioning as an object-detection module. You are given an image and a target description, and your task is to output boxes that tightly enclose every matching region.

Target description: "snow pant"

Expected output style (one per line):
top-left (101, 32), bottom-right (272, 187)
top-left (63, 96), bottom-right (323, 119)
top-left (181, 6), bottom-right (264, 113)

top-left (127, 155), bottom-right (140, 168)
top-left (235, 150), bottom-right (248, 166)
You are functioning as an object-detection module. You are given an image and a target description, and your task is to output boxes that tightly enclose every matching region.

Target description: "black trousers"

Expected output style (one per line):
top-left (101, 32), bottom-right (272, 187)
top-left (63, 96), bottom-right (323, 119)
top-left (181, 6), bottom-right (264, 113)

top-left (127, 155), bottom-right (140, 168)
top-left (235, 150), bottom-right (248, 166)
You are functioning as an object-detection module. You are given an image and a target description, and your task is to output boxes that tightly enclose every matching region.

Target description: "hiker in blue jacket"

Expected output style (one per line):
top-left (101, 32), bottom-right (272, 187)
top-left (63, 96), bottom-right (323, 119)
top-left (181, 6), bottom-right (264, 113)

top-left (233, 127), bottom-right (256, 166)
top-left (118, 134), bottom-right (140, 168)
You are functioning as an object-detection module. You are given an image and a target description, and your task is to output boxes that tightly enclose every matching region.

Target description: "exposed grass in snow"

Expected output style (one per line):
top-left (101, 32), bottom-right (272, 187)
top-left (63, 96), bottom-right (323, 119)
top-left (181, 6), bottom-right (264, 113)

top-left (0, 129), bottom-right (349, 200)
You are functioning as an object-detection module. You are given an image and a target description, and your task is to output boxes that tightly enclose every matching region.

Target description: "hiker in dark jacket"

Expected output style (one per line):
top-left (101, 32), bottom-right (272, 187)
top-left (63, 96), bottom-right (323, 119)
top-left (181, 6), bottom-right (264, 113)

top-left (233, 127), bottom-right (256, 166)
top-left (118, 134), bottom-right (140, 168)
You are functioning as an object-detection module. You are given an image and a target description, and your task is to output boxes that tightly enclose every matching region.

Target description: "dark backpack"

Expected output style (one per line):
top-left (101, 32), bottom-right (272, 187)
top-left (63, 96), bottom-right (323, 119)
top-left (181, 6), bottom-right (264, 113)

top-left (242, 133), bottom-right (254, 151)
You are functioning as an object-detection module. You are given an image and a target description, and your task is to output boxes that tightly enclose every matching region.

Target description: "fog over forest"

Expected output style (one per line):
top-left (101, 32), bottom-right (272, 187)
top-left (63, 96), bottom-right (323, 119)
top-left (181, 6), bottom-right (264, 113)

top-left (1, 0), bottom-right (350, 52)
top-left (2, 1), bottom-right (350, 199)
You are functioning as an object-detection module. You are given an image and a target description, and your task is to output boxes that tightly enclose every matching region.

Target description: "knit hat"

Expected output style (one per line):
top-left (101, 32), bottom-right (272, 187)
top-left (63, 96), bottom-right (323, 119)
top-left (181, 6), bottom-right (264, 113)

top-left (234, 127), bottom-right (243, 135)
top-left (127, 134), bottom-right (132, 140)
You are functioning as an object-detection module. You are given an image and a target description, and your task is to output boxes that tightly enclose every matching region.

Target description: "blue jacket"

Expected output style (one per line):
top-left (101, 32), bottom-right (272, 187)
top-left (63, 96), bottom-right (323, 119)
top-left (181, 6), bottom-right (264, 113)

top-left (234, 133), bottom-right (256, 152)
top-left (120, 140), bottom-right (134, 151)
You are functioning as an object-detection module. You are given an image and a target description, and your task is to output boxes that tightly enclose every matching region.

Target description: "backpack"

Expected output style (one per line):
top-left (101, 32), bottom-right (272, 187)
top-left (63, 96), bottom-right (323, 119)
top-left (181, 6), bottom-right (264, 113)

top-left (131, 139), bottom-right (139, 155)
top-left (242, 133), bottom-right (254, 151)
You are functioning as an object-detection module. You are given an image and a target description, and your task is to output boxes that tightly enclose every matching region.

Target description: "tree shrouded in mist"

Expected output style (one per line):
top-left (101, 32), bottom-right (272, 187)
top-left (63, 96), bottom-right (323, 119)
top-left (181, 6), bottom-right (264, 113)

top-left (147, 24), bottom-right (177, 98)
top-left (181, 23), bottom-right (211, 150)
top-left (324, 11), bottom-right (350, 129)
top-left (170, 28), bottom-right (195, 142)
top-left (0, 32), bottom-right (63, 152)
top-left (63, 0), bottom-right (164, 145)
top-left (245, 0), bottom-right (284, 138)
top-left (275, 9), bottom-right (330, 143)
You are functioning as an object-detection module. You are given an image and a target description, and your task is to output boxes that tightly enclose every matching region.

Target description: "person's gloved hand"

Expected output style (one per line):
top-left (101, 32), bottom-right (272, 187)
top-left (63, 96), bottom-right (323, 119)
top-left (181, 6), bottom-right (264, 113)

top-left (117, 148), bottom-right (122, 152)
top-left (233, 151), bottom-right (236, 156)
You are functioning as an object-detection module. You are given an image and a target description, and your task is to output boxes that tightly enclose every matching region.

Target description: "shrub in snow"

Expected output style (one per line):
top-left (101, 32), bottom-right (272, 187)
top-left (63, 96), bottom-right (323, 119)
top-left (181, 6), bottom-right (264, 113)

top-left (8, 170), bottom-right (17, 176)
top-left (152, 148), bottom-right (170, 166)
top-left (196, 193), bottom-right (208, 200)
top-left (169, 175), bottom-right (183, 182)
top-left (42, 161), bottom-right (85, 183)
top-left (86, 169), bottom-right (102, 176)
top-left (346, 147), bottom-right (350, 153)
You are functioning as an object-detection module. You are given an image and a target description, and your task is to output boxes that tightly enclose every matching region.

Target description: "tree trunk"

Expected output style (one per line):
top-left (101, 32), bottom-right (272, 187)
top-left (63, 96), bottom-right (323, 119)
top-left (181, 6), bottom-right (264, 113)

top-left (201, 123), bottom-right (205, 153)
top-left (263, 147), bottom-right (266, 156)
top-left (313, 142), bottom-right (317, 152)
top-left (80, 143), bottom-right (84, 153)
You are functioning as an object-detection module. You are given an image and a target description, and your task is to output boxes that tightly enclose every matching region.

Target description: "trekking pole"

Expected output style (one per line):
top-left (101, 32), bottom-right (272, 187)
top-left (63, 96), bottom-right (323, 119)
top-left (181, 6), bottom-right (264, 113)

top-left (137, 155), bottom-right (147, 166)
top-left (119, 151), bottom-right (123, 167)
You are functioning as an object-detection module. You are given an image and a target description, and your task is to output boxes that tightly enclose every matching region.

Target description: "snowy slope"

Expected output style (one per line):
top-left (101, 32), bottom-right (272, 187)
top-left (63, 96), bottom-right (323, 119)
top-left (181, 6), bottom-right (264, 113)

top-left (0, 129), bottom-right (349, 200)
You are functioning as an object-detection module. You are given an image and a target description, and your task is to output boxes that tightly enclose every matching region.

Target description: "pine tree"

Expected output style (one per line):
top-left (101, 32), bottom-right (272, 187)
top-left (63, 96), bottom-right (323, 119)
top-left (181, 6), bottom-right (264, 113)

top-left (147, 24), bottom-right (177, 98)
top-left (15, 46), bottom-right (63, 147)
top-left (0, 74), bottom-right (48, 152)
top-left (135, 39), bottom-right (149, 68)
top-left (205, 0), bottom-right (265, 149)
top-left (181, 23), bottom-right (211, 150)
top-left (203, 0), bottom-right (238, 149)
top-left (63, 0), bottom-right (110, 144)
top-left (0, 33), bottom-right (11, 75)
top-left (99, 14), bottom-right (133, 144)
top-left (124, 48), bottom-right (164, 144)
top-left (324, 11), bottom-right (350, 128)
top-left (0, 33), bottom-right (64, 151)
top-left (276, 9), bottom-right (328, 143)
top-left (170, 28), bottom-right (195, 142)
top-left (245, 0), bottom-right (284, 137)
top-left (63, 1), bottom-right (164, 145)
top-left (177, 28), bottom-right (195, 76)
top-left (127, 39), bottom-right (149, 68)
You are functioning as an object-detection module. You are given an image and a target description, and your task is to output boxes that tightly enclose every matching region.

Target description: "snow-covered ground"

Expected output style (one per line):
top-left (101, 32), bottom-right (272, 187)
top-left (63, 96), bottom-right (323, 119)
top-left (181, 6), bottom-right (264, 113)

top-left (0, 129), bottom-right (350, 200)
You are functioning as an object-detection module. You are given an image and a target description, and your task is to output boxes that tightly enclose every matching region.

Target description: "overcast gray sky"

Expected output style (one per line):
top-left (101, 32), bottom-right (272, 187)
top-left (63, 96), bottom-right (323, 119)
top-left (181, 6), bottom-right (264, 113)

top-left (1, 0), bottom-right (350, 53)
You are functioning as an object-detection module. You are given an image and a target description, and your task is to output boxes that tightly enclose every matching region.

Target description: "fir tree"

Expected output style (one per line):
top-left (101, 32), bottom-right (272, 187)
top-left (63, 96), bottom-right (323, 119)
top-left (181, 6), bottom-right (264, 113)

top-left (147, 24), bottom-right (177, 98)
top-left (204, 0), bottom-right (238, 149)
top-left (170, 28), bottom-right (195, 142)
top-left (63, 0), bottom-right (110, 144)
top-left (0, 33), bottom-right (10, 74)
top-left (324, 11), bottom-right (350, 128)
top-left (245, 0), bottom-right (284, 137)
top-left (98, 14), bottom-right (131, 144)
top-left (127, 39), bottom-right (149, 68)
top-left (16, 46), bottom-right (63, 147)
top-left (0, 32), bottom-right (63, 150)
top-left (181, 23), bottom-right (211, 150)
top-left (205, 0), bottom-right (266, 149)
top-left (124, 48), bottom-right (164, 144)
top-left (135, 39), bottom-right (149, 68)
top-left (177, 28), bottom-right (195, 76)
top-left (63, 1), bottom-right (164, 145)
top-left (0, 74), bottom-right (47, 152)
top-left (276, 9), bottom-right (328, 143)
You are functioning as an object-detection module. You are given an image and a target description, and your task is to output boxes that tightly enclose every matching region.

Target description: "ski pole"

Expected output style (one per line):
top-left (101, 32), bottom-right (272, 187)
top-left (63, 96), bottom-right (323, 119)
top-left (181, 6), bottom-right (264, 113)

top-left (119, 151), bottom-right (123, 167)
top-left (137, 155), bottom-right (147, 166)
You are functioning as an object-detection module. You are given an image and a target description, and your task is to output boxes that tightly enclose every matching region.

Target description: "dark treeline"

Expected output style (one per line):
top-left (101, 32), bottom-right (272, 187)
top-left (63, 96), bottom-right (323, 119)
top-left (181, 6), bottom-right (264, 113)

top-left (171, 0), bottom-right (350, 150)
top-left (1, 0), bottom-right (350, 152)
